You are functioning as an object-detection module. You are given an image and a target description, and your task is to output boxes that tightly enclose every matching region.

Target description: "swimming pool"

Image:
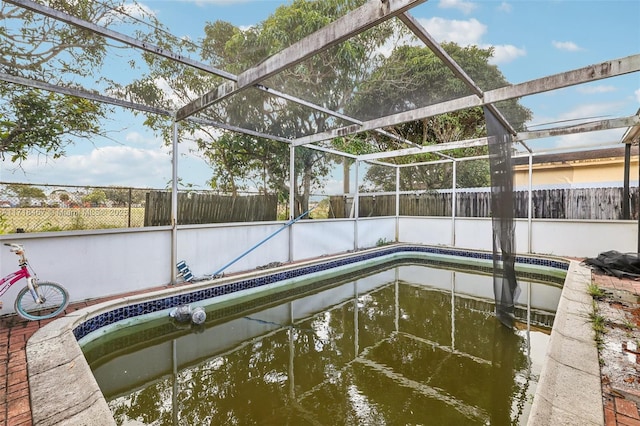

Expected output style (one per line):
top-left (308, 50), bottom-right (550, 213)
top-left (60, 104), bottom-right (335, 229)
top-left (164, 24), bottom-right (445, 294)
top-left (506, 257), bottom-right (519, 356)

top-left (72, 245), bottom-right (567, 344)
top-left (84, 259), bottom-right (562, 425)
top-left (26, 244), bottom-right (599, 425)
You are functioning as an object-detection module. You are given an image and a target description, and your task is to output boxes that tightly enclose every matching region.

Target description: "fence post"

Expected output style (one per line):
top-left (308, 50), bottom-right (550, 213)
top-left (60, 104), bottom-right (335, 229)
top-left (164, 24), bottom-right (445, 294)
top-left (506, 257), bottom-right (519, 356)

top-left (354, 160), bottom-right (360, 251)
top-left (170, 120), bottom-right (179, 285)
top-left (451, 160), bottom-right (457, 246)
top-left (395, 166), bottom-right (400, 242)
top-left (127, 187), bottom-right (132, 228)
top-left (528, 154), bottom-right (533, 253)
top-left (624, 143), bottom-right (631, 220)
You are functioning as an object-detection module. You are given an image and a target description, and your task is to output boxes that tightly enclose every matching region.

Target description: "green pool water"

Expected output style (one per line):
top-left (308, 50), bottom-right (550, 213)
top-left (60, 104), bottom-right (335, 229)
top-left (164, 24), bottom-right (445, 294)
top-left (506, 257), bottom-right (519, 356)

top-left (83, 260), bottom-right (561, 425)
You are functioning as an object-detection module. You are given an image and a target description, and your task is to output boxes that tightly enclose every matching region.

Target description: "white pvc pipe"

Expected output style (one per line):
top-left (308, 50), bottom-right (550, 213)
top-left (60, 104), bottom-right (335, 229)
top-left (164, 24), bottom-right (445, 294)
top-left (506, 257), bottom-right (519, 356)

top-left (452, 160), bottom-right (457, 246)
top-left (289, 144), bottom-right (296, 261)
top-left (354, 160), bottom-right (360, 250)
top-left (171, 120), bottom-right (179, 284)
top-left (528, 154), bottom-right (533, 253)
top-left (395, 166), bottom-right (400, 241)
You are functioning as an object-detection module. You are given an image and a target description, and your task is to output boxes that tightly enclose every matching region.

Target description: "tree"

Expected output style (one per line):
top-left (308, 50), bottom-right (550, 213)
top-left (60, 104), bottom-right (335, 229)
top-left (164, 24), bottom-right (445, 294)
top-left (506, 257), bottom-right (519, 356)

top-left (0, 0), bottom-right (159, 162)
top-left (346, 43), bottom-right (532, 191)
top-left (0, 89), bottom-right (104, 162)
top-left (124, 0), bottom-right (395, 215)
top-left (103, 187), bottom-right (145, 207)
top-left (123, 1), bottom-right (531, 210)
top-left (82, 189), bottom-right (107, 206)
top-left (58, 192), bottom-right (70, 205)
top-left (4, 183), bottom-right (46, 207)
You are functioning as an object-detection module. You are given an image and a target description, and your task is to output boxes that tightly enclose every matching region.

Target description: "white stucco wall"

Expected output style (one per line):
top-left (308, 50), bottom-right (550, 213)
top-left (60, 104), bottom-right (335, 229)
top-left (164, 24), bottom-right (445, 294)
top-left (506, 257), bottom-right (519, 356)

top-left (1, 217), bottom-right (637, 315)
top-left (177, 222), bottom-right (289, 278)
top-left (530, 219), bottom-right (637, 258)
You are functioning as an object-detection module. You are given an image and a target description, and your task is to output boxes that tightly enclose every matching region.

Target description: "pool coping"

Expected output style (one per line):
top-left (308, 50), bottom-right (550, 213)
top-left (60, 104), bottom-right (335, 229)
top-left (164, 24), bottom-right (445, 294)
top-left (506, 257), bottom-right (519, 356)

top-left (528, 259), bottom-right (604, 425)
top-left (25, 244), bottom-right (599, 425)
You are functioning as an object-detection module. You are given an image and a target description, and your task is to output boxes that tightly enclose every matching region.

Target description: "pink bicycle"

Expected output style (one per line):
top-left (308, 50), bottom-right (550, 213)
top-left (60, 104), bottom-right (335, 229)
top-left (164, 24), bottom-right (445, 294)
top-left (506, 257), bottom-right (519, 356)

top-left (0, 243), bottom-right (69, 320)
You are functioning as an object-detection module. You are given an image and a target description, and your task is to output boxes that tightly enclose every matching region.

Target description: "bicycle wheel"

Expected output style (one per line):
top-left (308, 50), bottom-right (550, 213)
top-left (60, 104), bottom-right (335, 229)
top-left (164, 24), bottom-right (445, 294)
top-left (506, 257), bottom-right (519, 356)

top-left (14, 281), bottom-right (69, 320)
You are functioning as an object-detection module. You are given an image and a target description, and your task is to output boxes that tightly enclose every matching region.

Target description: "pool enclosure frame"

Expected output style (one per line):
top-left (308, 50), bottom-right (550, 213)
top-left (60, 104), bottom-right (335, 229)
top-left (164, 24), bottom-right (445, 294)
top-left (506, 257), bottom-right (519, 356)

top-left (1, 4), bottom-right (637, 426)
top-left (1, 0), bottom-right (639, 286)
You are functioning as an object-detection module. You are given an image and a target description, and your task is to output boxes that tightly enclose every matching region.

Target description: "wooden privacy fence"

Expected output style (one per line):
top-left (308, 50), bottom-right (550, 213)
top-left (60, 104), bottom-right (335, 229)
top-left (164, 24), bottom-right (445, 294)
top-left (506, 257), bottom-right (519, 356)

top-left (144, 192), bottom-right (278, 226)
top-left (329, 187), bottom-right (639, 220)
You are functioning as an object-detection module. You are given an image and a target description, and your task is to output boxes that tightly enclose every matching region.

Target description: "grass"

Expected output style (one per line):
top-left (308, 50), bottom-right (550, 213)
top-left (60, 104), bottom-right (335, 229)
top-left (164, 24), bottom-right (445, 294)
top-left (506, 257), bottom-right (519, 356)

top-left (623, 319), bottom-right (636, 331)
top-left (587, 282), bottom-right (606, 299)
top-left (589, 298), bottom-right (607, 354)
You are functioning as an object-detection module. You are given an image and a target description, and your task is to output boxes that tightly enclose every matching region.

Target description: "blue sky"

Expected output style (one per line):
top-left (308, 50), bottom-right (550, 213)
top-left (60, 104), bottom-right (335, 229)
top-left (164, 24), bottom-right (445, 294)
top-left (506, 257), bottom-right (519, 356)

top-left (1, 0), bottom-right (639, 190)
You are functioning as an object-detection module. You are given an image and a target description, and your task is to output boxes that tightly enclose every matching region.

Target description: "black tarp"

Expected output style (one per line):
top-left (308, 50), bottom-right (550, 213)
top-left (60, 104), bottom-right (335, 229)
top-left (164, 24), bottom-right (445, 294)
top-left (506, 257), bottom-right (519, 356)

top-left (584, 250), bottom-right (640, 280)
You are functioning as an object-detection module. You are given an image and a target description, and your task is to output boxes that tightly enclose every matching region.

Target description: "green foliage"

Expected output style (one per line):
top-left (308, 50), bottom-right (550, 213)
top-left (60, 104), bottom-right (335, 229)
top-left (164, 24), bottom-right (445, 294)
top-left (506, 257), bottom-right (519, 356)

top-left (4, 183), bottom-right (46, 207)
top-left (590, 299), bottom-right (606, 352)
top-left (103, 188), bottom-right (145, 207)
top-left (348, 43), bottom-right (532, 191)
top-left (591, 311), bottom-right (606, 334)
top-left (376, 237), bottom-right (392, 247)
top-left (69, 215), bottom-right (86, 230)
top-left (126, 0), bottom-right (389, 215)
top-left (309, 198), bottom-right (330, 219)
top-left (587, 282), bottom-right (606, 299)
top-left (0, 213), bottom-right (8, 234)
top-left (82, 189), bottom-right (107, 206)
top-left (0, 88), bottom-right (105, 162)
top-left (123, 1), bottom-right (533, 208)
top-left (0, 0), bottom-right (161, 162)
top-left (5, 183), bottom-right (46, 199)
top-left (39, 222), bottom-right (65, 233)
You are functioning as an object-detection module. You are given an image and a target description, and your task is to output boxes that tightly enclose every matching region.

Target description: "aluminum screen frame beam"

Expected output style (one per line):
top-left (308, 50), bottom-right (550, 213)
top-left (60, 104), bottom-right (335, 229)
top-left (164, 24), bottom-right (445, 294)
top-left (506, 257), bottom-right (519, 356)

top-left (0, 72), bottom-right (172, 117)
top-left (3, 0), bottom-right (237, 81)
top-left (485, 54), bottom-right (640, 103)
top-left (357, 137), bottom-right (489, 161)
top-left (352, 115), bottom-right (638, 163)
top-left (176, 0), bottom-right (429, 120)
top-left (7, 0), bottom-right (420, 149)
top-left (516, 115), bottom-right (640, 141)
top-left (0, 73), bottom-right (299, 146)
top-left (293, 54), bottom-right (640, 146)
top-left (237, 0), bottom-right (429, 89)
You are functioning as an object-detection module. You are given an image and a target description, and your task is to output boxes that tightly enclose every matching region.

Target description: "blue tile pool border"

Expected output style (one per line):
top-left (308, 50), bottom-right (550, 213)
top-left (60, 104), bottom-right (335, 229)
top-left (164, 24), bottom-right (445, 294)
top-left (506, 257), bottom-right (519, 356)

top-left (72, 245), bottom-right (569, 341)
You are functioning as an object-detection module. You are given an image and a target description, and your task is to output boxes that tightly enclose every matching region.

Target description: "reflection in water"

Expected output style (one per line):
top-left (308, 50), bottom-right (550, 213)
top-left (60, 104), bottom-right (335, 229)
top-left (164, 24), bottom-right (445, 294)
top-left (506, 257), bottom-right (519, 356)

top-left (86, 264), bottom-right (560, 425)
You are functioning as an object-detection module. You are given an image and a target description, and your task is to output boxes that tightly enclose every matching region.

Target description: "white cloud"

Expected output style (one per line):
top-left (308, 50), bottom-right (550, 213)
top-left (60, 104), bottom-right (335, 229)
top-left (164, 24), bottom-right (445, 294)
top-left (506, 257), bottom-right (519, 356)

top-left (121, 2), bottom-right (155, 19)
top-left (182, 0), bottom-right (253, 5)
top-left (527, 98), bottom-right (628, 128)
top-left (418, 17), bottom-right (486, 46)
top-left (124, 131), bottom-right (161, 147)
top-left (438, 0), bottom-right (477, 15)
top-left (576, 85), bottom-right (617, 95)
top-left (489, 44), bottom-right (526, 65)
top-left (558, 101), bottom-right (628, 121)
top-left (2, 146), bottom-right (174, 188)
top-left (416, 17), bottom-right (525, 65)
top-left (100, 2), bottom-right (156, 25)
top-left (497, 2), bottom-right (512, 13)
top-left (526, 100), bottom-right (630, 148)
top-left (552, 128), bottom-right (626, 149)
top-left (635, 88), bottom-right (640, 104)
top-left (552, 41), bottom-right (584, 52)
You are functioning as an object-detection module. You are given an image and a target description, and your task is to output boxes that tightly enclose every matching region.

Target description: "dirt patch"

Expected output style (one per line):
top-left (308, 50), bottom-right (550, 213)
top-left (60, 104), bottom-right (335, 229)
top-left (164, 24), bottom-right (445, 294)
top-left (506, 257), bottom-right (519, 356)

top-left (595, 287), bottom-right (640, 403)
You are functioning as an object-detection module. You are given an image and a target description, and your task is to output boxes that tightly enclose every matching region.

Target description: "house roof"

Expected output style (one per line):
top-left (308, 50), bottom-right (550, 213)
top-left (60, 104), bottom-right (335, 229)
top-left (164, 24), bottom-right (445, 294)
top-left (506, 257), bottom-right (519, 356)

top-left (513, 145), bottom-right (640, 166)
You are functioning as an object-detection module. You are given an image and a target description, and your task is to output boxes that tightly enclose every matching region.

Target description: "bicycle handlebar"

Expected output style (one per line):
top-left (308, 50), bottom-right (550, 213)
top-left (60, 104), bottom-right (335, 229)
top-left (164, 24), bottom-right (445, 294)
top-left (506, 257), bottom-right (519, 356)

top-left (4, 243), bottom-right (25, 255)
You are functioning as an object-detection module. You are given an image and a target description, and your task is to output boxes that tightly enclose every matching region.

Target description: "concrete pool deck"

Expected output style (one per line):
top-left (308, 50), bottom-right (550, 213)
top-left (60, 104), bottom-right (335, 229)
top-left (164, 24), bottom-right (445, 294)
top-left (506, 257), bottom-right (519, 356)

top-left (0, 255), bottom-right (634, 425)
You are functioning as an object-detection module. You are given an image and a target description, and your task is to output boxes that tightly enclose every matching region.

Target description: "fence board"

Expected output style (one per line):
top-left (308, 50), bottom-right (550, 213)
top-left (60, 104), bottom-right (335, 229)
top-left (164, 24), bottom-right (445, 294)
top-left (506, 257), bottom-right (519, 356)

top-left (329, 187), bottom-right (639, 220)
top-left (144, 192), bottom-right (278, 226)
